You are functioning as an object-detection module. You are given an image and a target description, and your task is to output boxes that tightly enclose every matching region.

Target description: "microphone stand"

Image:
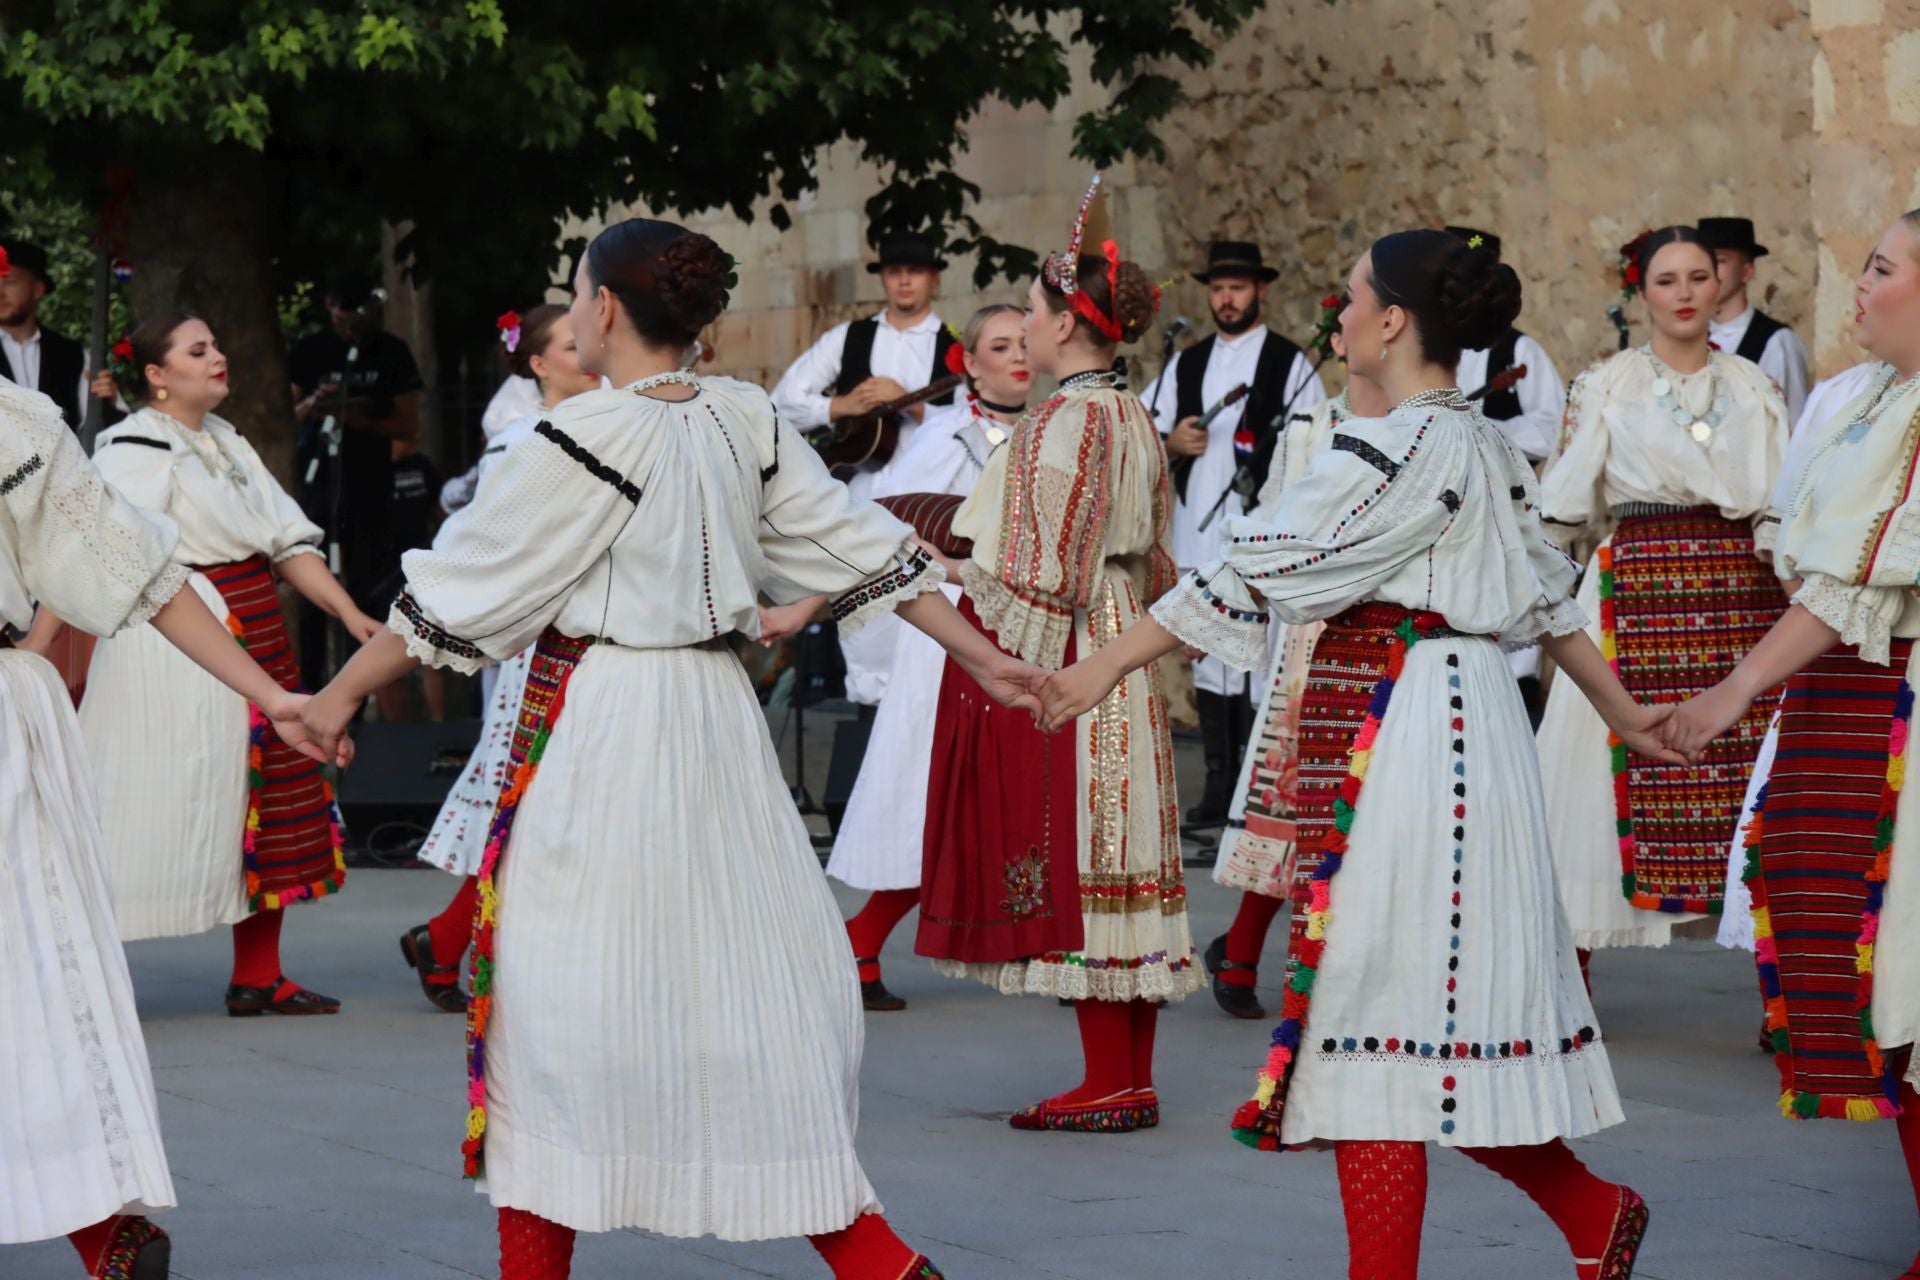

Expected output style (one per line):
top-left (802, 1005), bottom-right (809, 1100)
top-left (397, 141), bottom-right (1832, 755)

top-left (1147, 326), bottom-right (1180, 422)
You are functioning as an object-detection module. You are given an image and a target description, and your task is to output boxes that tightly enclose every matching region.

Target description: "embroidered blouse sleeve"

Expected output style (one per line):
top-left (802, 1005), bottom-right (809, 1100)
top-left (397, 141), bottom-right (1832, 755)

top-left (1151, 416), bottom-right (1467, 671)
top-left (1536, 364), bottom-right (1608, 535)
top-left (757, 415), bottom-right (942, 634)
top-left (388, 419), bottom-right (638, 673)
top-left (0, 387), bottom-right (187, 635)
top-left (92, 428), bottom-right (179, 518)
top-left (959, 393), bottom-right (1117, 666)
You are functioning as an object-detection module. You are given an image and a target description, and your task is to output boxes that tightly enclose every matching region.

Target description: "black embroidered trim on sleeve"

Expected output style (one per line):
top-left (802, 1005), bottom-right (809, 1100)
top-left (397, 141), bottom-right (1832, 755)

top-left (0, 454), bottom-right (45, 495)
top-left (394, 590), bottom-right (487, 663)
top-left (106, 435), bottom-right (171, 451)
top-left (1509, 485), bottom-right (1527, 500)
top-left (830, 547), bottom-right (933, 622)
top-left (1332, 433), bottom-right (1400, 478)
top-left (534, 420), bottom-right (641, 504)
top-left (1439, 489), bottom-right (1461, 513)
top-left (761, 417), bottom-right (780, 485)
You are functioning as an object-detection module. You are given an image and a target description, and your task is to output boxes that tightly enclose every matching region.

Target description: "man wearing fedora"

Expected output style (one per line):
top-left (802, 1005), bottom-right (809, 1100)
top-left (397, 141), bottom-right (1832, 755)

top-left (0, 237), bottom-right (95, 431)
top-left (1142, 239), bottom-right (1325, 829)
top-left (1700, 215), bottom-right (1811, 423)
top-left (772, 230), bottom-right (959, 718)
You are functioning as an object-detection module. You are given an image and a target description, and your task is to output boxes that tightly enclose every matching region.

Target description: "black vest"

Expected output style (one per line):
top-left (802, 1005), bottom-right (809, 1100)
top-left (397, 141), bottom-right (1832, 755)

top-left (1170, 328), bottom-right (1304, 505)
top-left (0, 328), bottom-right (85, 431)
top-left (833, 317), bottom-right (958, 407)
top-left (1734, 309), bottom-right (1789, 365)
top-left (1479, 328), bottom-right (1525, 423)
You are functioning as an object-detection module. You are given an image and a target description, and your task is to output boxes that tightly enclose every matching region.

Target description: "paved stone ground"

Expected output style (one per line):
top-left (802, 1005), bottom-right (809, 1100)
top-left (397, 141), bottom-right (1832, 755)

top-left (11, 714), bottom-right (1920, 1278)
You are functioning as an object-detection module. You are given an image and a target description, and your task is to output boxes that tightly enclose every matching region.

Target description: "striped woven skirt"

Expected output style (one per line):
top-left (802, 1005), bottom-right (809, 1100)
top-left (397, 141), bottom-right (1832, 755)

top-left (82, 554), bottom-right (343, 940)
top-left (1746, 641), bottom-right (1914, 1119)
top-left (1601, 506), bottom-right (1785, 914)
top-left (1214, 620), bottom-right (1324, 901)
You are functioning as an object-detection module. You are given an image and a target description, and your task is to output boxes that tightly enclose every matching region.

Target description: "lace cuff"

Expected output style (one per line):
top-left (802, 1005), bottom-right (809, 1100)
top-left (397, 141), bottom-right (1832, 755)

top-left (1793, 572), bottom-right (1901, 666)
top-left (1149, 566), bottom-right (1270, 674)
top-left (1751, 512), bottom-right (1781, 559)
top-left (832, 545), bottom-right (945, 637)
top-left (272, 542), bottom-right (323, 565)
top-left (1499, 596), bottom-right (1589, 652)
top-left (959, 560), bottom-right (1076, 667)
top-left (125, 563), bottom-right (191, 630)
top-left (389, 589), bottom-right (491, 675)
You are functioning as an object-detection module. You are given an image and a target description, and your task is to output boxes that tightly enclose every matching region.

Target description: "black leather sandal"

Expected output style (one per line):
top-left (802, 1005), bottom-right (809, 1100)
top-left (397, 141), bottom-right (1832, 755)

top-left (1204, 934), bottom-right (1266, 1019)
top-left (225, 977), bottom-right (341, 1017)
top-left (857, 958), bottom-right (906, 1012)
top-left (401, 924), bottom-right (470, 1013)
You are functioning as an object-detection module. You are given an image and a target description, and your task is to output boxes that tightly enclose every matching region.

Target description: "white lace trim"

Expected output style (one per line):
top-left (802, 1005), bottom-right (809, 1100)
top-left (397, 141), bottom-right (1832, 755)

top-left (1793, 572), bottom-right (1897, 666)
top-left (1499, 596), bottom-right (1589, 652)
top-left (832, 545), bottom-right (946, 637)
top-left (271, 542), bottom-right (323, 565)
top-left (126, 564), bottom-right (190, 630)
top-left (387, 600), bottom-right (490, 676)
top-left (960, 561), bottom-right (1075, 668)
top-left (42, 846), bottom-right (136, 1188)
top-left (1751, 512), bottom-right (1781, 558)
top-left (1149, 571), bottom-right (1269, 673)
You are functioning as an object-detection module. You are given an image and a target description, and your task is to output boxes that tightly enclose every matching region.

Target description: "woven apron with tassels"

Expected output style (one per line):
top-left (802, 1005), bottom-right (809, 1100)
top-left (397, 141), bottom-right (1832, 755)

top-left (1232, 603), bottom-right (1460, 1151)
top-left (462, 628), bottom-right (596, 1177)
top-left (1744, 640), bottom-right (1914, 1122)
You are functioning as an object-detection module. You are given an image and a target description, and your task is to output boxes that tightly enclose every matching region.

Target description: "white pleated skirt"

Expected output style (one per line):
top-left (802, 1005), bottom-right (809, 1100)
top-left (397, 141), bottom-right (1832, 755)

top-left (80, 572), bottom-right (251, 941)
top-left (1538, 553), bottom-right (1708, 950)
top-left (419, 647), bottom-right (533, 878)
top-left (1280, 637), bottom-right (1623, 1147)
top-left (827, 584), bottom-right (958, 892)
top-left (0, 650), bottom-right (175, 1243)
top-left (479, 642), bottom-right (879, 1239)
top-left (1716, 711), bottom-right (1778, 952)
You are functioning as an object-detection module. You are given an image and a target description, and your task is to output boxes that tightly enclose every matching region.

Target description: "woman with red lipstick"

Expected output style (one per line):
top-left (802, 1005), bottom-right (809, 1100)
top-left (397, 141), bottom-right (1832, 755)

top-left (51, 312), bottom-right (378, 1015)
top-left (826, 303), bottom-right (1028, 1011)
top-left (1535, 226), bottom-right (1790, 973)
top-left (1664, 210), bottom-right (1920, 1280)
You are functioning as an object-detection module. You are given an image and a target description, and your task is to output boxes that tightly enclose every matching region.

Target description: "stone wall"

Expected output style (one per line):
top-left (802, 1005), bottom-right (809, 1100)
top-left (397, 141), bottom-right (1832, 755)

top-left (581, 0), bottom-right (1874, 393)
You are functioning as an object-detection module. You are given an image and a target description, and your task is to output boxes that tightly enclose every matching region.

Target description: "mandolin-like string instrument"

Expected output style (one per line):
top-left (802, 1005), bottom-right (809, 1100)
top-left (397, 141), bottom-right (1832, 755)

top-left (810, 374), bottom-right (964, 477)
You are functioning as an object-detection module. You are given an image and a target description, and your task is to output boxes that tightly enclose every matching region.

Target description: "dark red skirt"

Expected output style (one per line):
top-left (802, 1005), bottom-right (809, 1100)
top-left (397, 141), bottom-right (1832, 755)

top-left (915, 596), bottom-right (1082, 964)
top-left (203, 555), bottom-right (346, 911)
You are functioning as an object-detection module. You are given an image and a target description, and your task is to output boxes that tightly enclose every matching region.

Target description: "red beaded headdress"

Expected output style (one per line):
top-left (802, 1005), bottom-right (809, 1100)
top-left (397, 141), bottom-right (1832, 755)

top-left (1040, 172), bottom-right (1152, 343)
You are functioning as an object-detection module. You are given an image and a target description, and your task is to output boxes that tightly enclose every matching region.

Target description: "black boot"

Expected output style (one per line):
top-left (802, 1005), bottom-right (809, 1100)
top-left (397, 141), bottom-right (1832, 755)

top-left (1186, 690), bottom-right (1231, 829)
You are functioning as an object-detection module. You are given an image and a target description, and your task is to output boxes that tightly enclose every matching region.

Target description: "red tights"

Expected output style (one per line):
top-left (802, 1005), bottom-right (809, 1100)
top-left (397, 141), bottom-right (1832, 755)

top-left (1334, 1139), bottom-right (1622, 1280)
top-left (426, 875), bottom-right (480, 985)
top-left (1047, 998), bottom-right (1159, 1106)
top-left (230, 907), bottom-right (285, 990)
top-left (1898, 1079), bottom-right (1920, 1273)
top-left (496, 1207), bottom-right (922, 1279)
top-left (846, 888), bottom-right (919, 983)
top-left (67, 1218), bottom-right (113, 1275)
top-left (1221, 891), bottom-right (1283, 988)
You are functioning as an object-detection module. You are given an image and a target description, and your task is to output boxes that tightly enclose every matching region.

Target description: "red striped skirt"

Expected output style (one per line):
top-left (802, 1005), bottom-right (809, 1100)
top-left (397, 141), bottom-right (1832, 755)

top-left (201, 555), bottom-right (345, 910)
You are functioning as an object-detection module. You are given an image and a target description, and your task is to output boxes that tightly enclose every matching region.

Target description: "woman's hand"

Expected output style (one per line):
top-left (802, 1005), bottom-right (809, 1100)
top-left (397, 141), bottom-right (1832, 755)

top-left (343, 609), bottom-right (385, 644)
top-left (299, 686), bottom-right (360, 764)
top-left (1610, 700), bottom-right (1687, 766)
top-left (1037, 656), bottom-right (1123, 733)
top-left (1660, 683), bottom-right (1754, 764)
top-left (89, 371), bottom-right (118, 403)
top-left (757, 595), bottom-right (826, 647)
top-left (261, 690), bottom-right (352, 767)
top-left (965, 651), bottom-right (1047, 719)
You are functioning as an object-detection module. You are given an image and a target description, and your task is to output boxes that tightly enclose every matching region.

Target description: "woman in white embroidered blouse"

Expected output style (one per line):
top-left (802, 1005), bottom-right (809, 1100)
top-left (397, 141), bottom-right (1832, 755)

top-left (1535, 227), bottom-right (1790, 964)
top-left (826, 302), bottom-right (1029, 1013)
top-left (404, 304), bottom-right (602, 1015)
top-left (30, 313), bottom-right (380, 1019)
top-left (297, 219), bottom-right (1042, 1280)
top-left (1666, 212), bottom-right (1920, 1277)
top-left (0, 375), bottom-right (340, 1276)
top-left (1036, 230), bottom-right (1674, 1280)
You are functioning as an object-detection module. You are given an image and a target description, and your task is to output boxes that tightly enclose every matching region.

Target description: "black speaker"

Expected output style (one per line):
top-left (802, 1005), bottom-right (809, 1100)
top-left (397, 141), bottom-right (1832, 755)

top-left (821, 712), bottom-right (874, 835)
top-left (335, 719), bottom-right (482, 834)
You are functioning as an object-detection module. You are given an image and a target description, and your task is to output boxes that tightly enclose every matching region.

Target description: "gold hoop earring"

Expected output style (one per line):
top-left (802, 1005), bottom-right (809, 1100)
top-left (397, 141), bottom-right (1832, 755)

top-left (154, 387), bottom-right (169, 402)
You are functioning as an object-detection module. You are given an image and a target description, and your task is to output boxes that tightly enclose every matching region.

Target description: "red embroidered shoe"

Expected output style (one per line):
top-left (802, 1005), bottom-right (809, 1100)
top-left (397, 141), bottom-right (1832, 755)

top-left (1008, 1089), bottom-right (1156, 1133)
top-left (94, 1216), bottom-right (169, 1280)
top-left (1577, 1186), bottom-right (1648, 1280)
top-left (895, 1258), bottom-right (944, 1280)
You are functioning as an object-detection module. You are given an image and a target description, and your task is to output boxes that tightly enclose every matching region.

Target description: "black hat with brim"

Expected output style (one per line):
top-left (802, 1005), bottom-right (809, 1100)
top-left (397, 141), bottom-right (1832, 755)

top-left (1194, 239), bottom-right (1279, 283)
top-left (1697, 217), bottom-right (1770, 259)
top-left (1444, 226), bottom-right (1503, 260)
top-left (866, 233), bottom-right (948, 274)
top-left (0, 239), bottom-right (54, 290)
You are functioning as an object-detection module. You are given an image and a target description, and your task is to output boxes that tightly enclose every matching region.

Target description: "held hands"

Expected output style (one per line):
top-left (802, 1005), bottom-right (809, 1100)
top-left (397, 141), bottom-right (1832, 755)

top-left (1036, 656), bottom-right (1123, 733)
top-left (1608, 701), bottom-right (1687, 767)
top-left (262, 690), bottom-right (354, 768)
top-left (965, 651), bottom-right (1049, 722)
top-left (298, 685), bottom-right (359, 765)
top-left (1657, 681), bottom-right (1754, 764)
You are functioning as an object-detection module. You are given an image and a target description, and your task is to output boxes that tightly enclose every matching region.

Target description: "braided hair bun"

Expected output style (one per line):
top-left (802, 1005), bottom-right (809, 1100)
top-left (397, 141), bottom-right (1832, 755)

top-left (1434, 250), bottom-right (1523, 353)
top-left (1370, 229), bottom-right (1522, 367)
top-left (585, 218), bottom-right (732, 348)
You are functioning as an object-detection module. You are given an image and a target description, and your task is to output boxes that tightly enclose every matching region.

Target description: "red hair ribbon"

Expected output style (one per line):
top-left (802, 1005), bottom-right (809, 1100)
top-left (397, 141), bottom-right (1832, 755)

top-left (944, 342), bottom-right (968, 376)
top-left (1068, 240), bottom-right (1126, 343)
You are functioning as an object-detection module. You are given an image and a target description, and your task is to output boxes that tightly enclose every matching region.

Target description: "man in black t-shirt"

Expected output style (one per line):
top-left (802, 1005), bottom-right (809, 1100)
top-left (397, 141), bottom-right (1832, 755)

top-left (288, 271), bottom-right (424, 687)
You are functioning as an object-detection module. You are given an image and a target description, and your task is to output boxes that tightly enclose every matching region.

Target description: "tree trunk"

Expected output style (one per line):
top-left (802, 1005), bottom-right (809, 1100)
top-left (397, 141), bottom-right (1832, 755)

top-left (126, 148), bottom-right (296, 483)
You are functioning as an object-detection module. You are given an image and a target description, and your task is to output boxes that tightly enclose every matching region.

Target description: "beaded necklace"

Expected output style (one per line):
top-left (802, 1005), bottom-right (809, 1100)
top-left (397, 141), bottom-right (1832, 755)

top-left (1642, 346), bottom-right (1726, 444)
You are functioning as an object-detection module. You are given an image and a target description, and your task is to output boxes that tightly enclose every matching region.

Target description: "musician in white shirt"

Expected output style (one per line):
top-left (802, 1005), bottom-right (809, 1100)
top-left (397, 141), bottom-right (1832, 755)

top-left (1700, 216), bottom-right (1812, 424)
top-left (1141, 240), bottom-right (1325, 826)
